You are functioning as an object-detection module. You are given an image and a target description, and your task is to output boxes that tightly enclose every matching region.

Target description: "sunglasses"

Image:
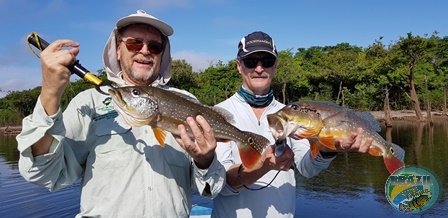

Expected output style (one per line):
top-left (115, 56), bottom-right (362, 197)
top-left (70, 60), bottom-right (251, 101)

top-left (242, 57), bottom-right (276, 68)
top-left (121, 38), bottom-right (164, 54)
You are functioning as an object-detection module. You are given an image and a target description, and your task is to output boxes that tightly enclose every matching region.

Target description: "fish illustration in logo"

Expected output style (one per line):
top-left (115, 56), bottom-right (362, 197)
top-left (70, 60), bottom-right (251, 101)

top-left (398, 194), bottom-right (431, 213)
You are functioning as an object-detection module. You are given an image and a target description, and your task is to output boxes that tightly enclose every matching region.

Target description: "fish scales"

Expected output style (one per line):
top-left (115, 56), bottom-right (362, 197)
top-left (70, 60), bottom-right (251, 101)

top-left (108, 86), bottom-right (270, 168)
top-left (267, 100), bottom-right (406, 174)
top-left (153, 88), bottom-right (255, 147)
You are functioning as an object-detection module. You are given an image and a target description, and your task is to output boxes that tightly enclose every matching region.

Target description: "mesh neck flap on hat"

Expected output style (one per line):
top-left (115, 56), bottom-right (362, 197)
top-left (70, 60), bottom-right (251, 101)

top-left (103, 10), bottom-right (173, 87)
top-left (102, 30), bottom-right (172, 87)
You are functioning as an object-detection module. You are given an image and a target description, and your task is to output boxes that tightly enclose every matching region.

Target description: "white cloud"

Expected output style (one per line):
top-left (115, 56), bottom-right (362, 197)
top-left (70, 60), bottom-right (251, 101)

top-left (172, 50), bottom-right (226, 72)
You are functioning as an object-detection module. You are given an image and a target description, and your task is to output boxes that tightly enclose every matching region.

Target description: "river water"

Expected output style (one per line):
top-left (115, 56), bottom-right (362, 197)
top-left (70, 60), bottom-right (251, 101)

top-left (0, 121), bottom-right (447, 217)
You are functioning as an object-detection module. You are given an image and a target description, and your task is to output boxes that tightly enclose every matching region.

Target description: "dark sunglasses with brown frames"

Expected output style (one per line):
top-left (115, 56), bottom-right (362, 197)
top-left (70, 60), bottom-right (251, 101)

top-left (120, 38), bottom-right (164, 54)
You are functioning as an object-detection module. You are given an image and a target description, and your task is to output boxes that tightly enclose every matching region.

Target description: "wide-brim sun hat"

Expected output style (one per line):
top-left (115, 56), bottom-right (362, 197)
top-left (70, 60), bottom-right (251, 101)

top-left (103, 9), bottom-right (174, 86)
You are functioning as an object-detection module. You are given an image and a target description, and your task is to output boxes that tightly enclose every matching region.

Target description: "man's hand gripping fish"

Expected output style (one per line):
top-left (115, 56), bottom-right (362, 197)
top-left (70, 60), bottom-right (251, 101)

top-left (108, 86), bottom-right (270, 168)
top-left (267, 100), bottom-right (405, 174)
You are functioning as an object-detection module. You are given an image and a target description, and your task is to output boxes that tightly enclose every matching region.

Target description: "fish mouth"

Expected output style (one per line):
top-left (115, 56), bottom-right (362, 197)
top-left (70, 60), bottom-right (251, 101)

top-left (108, 89), bottom-right (128, 110)
top-left (267, 114), bottom-right (286, 141)
top-left (108, 89), bottom-right (130, 116)
top-left (267, 111), bottom-right (322, 141)
top-left (108, 89), bottom-right (122, 103)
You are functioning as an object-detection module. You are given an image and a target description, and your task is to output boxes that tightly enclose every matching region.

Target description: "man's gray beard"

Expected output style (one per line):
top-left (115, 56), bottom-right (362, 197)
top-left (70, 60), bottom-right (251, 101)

top-left (130, 68), bottom-right (156, 84)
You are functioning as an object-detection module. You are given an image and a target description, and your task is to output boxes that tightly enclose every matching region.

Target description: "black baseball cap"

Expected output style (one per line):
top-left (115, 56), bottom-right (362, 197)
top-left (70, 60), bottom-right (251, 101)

top-left (237, 31), bottom-right (277, 58)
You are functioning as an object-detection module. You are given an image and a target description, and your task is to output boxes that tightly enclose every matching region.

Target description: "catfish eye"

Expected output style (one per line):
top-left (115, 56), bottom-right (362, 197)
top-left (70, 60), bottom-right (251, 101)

top-left (290, 104), bottom-right (299, 110)
top-left (390, 147), bottom-right (395, 154)
top-left (248, 137), bottom-right (255, 144)
top-left (131, 88), bottom-right (141, 97)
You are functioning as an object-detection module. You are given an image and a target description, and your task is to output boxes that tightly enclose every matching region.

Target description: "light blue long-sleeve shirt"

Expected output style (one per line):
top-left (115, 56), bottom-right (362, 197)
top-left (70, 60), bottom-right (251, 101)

top-left (16, 86), bottom-right (225, 218)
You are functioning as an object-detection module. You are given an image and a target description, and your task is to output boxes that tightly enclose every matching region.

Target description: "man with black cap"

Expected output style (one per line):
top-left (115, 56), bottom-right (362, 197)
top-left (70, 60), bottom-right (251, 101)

top-left (16, 10), bottom-right (225, 217)
top-left (211, 31), bottom-right (372, 217)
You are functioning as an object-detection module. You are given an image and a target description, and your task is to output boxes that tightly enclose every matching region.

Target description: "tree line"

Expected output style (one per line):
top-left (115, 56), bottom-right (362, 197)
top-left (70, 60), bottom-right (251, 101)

top-left (1, 32), bottom-right (447, 126)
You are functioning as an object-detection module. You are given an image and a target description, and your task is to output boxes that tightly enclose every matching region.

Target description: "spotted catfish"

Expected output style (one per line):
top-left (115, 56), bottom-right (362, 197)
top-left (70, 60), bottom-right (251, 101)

top-left (108, 86), bottom-right (271, 168)
top-left (267, 100), bottom-right (405, 174)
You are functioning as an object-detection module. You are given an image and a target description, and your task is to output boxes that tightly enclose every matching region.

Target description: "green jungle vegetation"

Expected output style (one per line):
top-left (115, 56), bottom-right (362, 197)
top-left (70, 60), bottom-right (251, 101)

top-left (1, 32), bottom-right (447, 126)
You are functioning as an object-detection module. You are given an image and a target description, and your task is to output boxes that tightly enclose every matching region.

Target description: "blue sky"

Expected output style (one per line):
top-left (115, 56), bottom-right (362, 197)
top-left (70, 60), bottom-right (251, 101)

top-left (0, 0), bottom-right (446, 97)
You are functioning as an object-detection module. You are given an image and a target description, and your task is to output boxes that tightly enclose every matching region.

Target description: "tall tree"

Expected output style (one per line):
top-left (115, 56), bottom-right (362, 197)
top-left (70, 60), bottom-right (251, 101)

top-left (195, 61), bottom-right (240, 105)
top-left (309, 43), bottom-right (369, 108)
top-left (393, 33), bottom-right (434, 121)
top-left (296, 46), bottom-right (334, 101)
top-left (365, 37), bottom-right (395, 125)
top-left (170, 59), bottom-right (198, 92)
top-left (430, 34), bottom-right (448, 115)
top-left (274, 49), bottom-right (309, 104)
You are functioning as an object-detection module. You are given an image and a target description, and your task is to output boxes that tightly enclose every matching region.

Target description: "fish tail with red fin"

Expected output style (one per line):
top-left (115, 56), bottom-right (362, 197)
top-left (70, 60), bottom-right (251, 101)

top-left (236, 131), bottom-right (271, 168)
top-left (383, 155), bottom-right (405, 174)
top-left (238, 147), bottom-right (263, 169)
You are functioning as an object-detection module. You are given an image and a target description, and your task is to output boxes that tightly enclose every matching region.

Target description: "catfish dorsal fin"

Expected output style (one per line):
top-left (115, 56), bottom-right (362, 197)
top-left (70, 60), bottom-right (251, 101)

top-left (355, 111), bottom-right (382, 132)
top-left (155, 85), bottom-right (202, 104)
top-left (212, 106), bottom-right (235, 124)
top-left (322, 111), bottom-right (351, 128)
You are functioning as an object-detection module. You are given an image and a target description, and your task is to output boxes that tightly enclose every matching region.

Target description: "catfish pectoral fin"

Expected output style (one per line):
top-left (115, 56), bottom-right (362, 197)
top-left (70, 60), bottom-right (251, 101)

top-left (153, 128), bottom-right (167, 147)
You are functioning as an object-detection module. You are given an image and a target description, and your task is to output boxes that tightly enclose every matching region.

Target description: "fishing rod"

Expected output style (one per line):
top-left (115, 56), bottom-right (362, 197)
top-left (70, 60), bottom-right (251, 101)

top-left (26, 32), bottom-right (109, 95)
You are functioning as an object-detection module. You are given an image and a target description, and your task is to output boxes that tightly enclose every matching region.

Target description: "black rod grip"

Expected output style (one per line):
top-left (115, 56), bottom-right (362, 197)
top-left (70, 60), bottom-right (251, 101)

top-left (26, 32), bottom-right (102, 86)
top-left (27, 32), bottom-right (49, 51)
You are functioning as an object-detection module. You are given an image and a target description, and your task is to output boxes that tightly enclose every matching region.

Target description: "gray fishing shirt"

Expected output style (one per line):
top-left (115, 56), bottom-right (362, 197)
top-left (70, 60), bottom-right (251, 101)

top-left (16, 86), bottom-right (225, 218)
top-left (212, 93), bottom-right (335, 218)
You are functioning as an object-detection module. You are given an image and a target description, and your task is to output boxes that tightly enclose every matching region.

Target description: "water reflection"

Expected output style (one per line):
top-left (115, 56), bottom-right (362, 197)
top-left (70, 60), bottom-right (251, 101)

top-left (295, 120), bottom-right (448, 217)
top-left (0, 135), bottom-right (19, 167)
top-left (1, 121), bottom-right (447, 217)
